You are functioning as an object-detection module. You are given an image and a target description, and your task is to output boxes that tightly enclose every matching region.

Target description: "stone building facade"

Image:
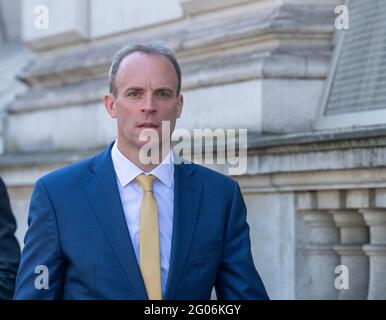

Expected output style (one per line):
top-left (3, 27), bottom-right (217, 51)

top-left (1, 0), bottom-right (385, 299)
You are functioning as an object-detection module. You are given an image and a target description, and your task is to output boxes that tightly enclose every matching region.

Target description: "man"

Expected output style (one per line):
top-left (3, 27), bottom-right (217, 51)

top-left (0, 177), bottom-right (20, 299)
top-left (14, 42), bottom-right (269, 300)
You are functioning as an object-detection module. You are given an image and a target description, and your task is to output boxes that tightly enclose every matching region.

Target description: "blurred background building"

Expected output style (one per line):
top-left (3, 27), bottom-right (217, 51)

top-left (1, 0), bottom-right (385, 299)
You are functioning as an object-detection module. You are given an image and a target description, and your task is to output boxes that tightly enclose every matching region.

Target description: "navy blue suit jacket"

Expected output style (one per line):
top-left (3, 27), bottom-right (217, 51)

top-left (0, 177), bottom-right (20, 300)
top-left (14, 143), bottom-right (268, 300)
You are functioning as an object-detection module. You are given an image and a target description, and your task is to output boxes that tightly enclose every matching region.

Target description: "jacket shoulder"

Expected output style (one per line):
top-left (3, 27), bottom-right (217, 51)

top-left (37, 152), bottom-right (100, 189)
top-left (190, 163), bottom-right (238, 191)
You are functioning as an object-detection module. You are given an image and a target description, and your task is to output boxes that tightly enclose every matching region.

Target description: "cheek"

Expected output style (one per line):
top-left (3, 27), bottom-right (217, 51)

top-left (116, 112), bottom-right (135, 132)
top-left (162, 117), bottom-right (177, 134)
top-left (160, 105), bottom-right (180, 119)
top-left (116, 104), bottom-right (135, 122)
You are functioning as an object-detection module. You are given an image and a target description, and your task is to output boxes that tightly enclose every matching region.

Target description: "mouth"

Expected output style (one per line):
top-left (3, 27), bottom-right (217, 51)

top-left (137, 123), bottom-right (159, 129)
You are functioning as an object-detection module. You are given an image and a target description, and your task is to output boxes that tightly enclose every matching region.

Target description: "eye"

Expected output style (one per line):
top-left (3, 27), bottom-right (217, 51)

top-left (127, 90), bottom-right (141, 97)
top-left (157, 90), bottom-right (172, 98)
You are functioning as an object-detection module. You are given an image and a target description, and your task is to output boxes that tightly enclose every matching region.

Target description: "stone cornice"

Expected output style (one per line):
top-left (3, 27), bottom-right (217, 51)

top-left (16, 3), bottom-right (334, 88)
top-left (2, 127), bottom-right (386, 171)
top-left (8, 49), bottom-right (330, 114)
top-left (3, 151), bottom-right (386, 192)
top-left (8, 78), bottom-right (107, 113)
top-left (0, 147), bottom-right (100, 168)
top-left (248, 126), bottom-right (386, 153)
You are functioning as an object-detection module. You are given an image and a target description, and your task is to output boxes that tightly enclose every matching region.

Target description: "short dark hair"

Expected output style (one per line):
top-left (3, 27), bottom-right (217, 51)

top-left (108, 41), bottom-right (182, 97)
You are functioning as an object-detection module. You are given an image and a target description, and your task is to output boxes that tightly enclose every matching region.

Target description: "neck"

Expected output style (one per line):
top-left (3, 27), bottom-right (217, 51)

top-left (116, 139), bottom-right (170, 173)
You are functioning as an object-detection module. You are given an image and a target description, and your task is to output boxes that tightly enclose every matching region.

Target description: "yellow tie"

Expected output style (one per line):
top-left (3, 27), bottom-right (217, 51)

top-left (136, 174), bottom-right (162, 300)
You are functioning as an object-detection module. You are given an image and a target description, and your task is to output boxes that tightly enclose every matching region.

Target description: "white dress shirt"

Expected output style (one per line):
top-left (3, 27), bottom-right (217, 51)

top-left (111, 140), bottom-right (174, 295)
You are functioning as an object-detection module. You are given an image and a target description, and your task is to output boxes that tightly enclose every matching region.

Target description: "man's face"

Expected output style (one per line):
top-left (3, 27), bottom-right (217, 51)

top-left (104, 52), bottom-right (183, 154)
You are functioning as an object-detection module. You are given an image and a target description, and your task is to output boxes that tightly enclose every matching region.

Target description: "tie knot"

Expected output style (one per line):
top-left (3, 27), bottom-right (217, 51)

top-left (136, 174), bottom-right (155, 192)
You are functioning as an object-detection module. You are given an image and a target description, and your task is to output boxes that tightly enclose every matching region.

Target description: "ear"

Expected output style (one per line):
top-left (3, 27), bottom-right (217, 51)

top-left (176, 94), bottom-right (184, 118)
top-left (104, 94), bottom-right (117, 118)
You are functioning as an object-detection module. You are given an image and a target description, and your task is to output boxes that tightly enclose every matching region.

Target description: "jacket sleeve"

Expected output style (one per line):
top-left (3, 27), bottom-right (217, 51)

top-left (215, 181), bottom-right (269, 300)
top-left (13, 179), bottom-right (66, 299)
top-left (0, 178), bottom-right (21, 300)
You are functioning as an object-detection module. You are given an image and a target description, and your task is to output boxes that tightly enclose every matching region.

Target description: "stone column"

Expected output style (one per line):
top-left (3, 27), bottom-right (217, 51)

top-left (302, 210), bottom-right (340, 299)
top-left (360, 209), bottom-right (386, 300)
top-left (330, 210), bottom-right (369, 299)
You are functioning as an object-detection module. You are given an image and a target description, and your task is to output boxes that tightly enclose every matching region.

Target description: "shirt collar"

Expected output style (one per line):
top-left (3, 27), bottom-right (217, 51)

top-left (111, 140), bottom-right (174, 189)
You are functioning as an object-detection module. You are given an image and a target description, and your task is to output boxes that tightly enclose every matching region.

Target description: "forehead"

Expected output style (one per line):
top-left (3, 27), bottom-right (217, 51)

top-left (115, 52), bottom-right (178, 89)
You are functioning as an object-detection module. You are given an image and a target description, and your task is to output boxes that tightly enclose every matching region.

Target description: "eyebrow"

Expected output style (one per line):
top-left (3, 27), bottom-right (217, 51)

top-left (124, 87), bottom-right (175, 94)
top-left (124, 87), bottom-right (143, 94)
top-left (155, 87), bottom-right (174, 94)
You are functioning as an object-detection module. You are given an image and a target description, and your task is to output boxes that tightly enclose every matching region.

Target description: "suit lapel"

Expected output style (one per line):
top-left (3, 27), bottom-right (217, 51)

top-left (164, 163), bottom-right (203, 300)
top-left (82, 143), bottom-right (148, 299)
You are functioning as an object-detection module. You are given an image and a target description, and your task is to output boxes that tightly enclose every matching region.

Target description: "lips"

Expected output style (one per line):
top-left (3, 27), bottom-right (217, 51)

top-left (137, 123), bottom-right (159, 128)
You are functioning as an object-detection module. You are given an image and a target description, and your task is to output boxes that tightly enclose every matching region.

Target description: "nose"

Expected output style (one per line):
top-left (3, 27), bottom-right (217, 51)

top-left (141, 94), bottom-right (157, 113)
